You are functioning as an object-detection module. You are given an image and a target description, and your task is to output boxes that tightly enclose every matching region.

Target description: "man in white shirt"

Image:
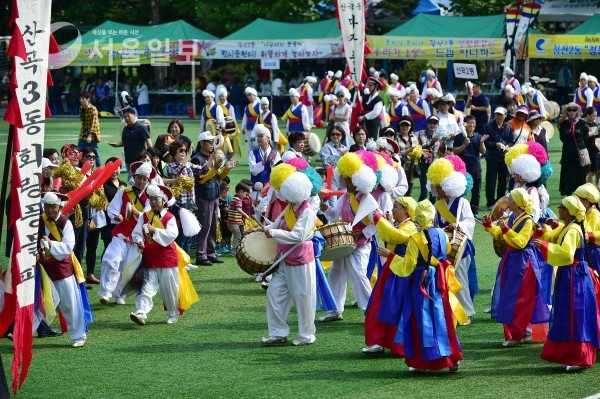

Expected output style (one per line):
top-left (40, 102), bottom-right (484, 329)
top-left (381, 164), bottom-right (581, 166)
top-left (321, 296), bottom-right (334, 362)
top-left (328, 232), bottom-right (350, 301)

top-left (136, 79), bottom-right (149, 116)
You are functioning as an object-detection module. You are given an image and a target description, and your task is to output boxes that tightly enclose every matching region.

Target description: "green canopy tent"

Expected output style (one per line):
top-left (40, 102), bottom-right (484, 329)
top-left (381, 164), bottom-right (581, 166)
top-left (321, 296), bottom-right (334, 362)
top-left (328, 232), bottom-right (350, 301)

top-left (384, 14), bottom-right (506, 38)
top-left (222, 18), bottom-right (340, 40)
top-left (567, 13), bottom-right (600, 34)
top-left (68, 20), bottom-right (217, 116)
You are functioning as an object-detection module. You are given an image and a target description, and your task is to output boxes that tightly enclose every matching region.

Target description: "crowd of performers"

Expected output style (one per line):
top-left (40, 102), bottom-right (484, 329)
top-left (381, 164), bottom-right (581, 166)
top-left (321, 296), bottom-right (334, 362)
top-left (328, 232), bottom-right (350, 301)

top-left (17, 65), bottom-right (600, 376)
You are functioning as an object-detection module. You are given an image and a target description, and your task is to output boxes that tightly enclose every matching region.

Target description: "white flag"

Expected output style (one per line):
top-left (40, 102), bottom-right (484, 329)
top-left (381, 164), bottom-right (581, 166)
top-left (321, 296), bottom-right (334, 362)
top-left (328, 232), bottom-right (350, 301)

top-left (338, 0), bottom-right (366, 84)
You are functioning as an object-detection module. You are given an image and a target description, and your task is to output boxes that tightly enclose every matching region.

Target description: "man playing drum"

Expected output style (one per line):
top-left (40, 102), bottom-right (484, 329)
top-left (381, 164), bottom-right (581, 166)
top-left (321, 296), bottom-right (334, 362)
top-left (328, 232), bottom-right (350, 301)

top-left (262, 163), bottom-right (318, 346)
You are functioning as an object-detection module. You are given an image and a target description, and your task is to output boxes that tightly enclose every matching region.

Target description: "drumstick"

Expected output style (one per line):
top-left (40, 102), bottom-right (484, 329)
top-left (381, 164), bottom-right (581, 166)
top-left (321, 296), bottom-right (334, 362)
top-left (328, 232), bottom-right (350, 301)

top-left (259, 242), bottom-right (303, 279)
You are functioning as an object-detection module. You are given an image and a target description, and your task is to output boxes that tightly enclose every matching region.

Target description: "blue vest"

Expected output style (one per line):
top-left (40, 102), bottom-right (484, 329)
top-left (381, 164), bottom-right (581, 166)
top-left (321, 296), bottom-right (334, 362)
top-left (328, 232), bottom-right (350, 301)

top-left (251, 148), bottom-right (272, 185)
top-left (288, 104), bottom-right (306, 132)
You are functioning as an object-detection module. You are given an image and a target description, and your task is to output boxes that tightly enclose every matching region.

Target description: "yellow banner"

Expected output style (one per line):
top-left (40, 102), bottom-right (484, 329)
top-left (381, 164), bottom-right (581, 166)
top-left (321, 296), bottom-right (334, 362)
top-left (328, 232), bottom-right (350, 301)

top-left (367, 36), bottom-right (506, 60)
top-left (529, 34), bottom-right (600, 59)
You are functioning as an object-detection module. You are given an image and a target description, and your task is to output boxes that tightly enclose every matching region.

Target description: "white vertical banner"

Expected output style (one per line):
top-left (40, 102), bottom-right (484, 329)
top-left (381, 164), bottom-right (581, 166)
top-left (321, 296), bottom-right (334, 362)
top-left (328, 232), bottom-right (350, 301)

top-left (12, 1), bottom-right (52, 307)
top-left (338, 0), bottom-right (366, 84)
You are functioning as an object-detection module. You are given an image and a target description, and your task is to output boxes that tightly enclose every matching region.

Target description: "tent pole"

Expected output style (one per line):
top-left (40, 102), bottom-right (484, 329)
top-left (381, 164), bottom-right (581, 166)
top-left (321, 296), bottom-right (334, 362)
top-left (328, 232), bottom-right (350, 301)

top-left (191, 60), bottom-right (196, 119)
top-left (114, 64), bottom-right (119, 110)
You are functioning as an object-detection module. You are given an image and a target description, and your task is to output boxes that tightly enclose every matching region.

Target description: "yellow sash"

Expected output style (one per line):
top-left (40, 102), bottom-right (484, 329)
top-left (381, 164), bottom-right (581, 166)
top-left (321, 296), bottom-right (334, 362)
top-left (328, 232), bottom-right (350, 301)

top-left (39, 266), bottom-right (57, 322)
top-left (219, 103), bottom-right (230, 117)
top-left (247, 102), bottom-right (258, 118)
top-left (434, 200), bottom-right (457, 224)
top-left (283, 106), bottom-right (301, 122)
top-left (283, 204), bottom-right (297, 230)
top-left (143, 210), bottom-right (199, 311)
top-left (408, 100), bottom-right (425, 116)
top-left (42, 214), bottom-right (85, 284)
top-left (204, 104), bottom-right (215, 121)
top-left (125, 188), bottom-right (145, 213)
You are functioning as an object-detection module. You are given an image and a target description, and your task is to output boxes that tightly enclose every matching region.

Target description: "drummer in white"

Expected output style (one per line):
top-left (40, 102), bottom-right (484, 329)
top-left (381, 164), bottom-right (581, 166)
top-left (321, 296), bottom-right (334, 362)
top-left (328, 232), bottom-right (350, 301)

top-left (262, 163), bottom-right (318, 346)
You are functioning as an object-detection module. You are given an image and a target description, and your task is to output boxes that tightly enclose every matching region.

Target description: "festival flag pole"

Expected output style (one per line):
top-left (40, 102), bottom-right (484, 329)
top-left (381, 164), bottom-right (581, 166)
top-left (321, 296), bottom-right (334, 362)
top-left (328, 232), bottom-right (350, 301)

top-left (0, 0), bottom-right (54, 394)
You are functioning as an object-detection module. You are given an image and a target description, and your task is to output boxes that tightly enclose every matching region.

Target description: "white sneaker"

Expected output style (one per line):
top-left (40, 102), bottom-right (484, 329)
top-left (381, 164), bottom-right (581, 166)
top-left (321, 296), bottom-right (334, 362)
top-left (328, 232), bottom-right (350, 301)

top-left (115, 297), bottom-right (126, 305)
top-left (130, 312), bottom-right (146, 326)
top-left (292, 336), bottom-right (316, 346)
top-left (318, 313), bottom-right (343, 322)
top-left (565, 365), bottom-right (584, 372)
top-left (361, 344), bottom-right (384, 354)
top-left (99, 296), bottom-right (109, 305)
top-left (502, 340), bottom-right (519, 347)
top-left (167, 316), bottom-right (178, 324)
top-left (185, 264), bottom-right (199, 271)
top-left (261, 336), bottom-right (287, 345)
top-left (72, 339), bottom-right (86, 348)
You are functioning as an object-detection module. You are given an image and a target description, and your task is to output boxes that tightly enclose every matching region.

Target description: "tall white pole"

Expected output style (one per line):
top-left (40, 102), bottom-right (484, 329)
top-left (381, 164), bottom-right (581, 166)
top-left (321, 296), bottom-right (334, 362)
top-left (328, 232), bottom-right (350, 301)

top-left (191, 60), bottom-right (196, 119)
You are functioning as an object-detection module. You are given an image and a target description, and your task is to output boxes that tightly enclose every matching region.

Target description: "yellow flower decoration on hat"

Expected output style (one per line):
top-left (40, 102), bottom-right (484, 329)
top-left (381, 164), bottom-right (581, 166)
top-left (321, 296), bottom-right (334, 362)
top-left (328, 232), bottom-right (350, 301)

top-left (504, 143), bottom-right (528, 168)
top-left (270, 163), bottom-right (296, 190)
top-left (510, 188), bottom-right (533, 216)
top-left (574, 183), bottom-right (600, 204)
top-left (561, 195), bottom-right (586, 222)
top-left (426, 158), bottom-right (454, 186)
top-left (396, 196), bottom-right (418, 219)
top-left (337, 152), bottom-right (364, 178)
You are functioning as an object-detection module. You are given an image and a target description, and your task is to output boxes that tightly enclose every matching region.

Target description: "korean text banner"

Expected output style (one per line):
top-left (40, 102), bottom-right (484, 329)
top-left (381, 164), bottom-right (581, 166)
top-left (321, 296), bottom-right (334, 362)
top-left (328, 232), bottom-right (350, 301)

top-left (202, 39), bottom-right (344, 60)
top-left (367, 36), bottom-right (506, 60)
top-left (529, 34), bottom-right (600, 59)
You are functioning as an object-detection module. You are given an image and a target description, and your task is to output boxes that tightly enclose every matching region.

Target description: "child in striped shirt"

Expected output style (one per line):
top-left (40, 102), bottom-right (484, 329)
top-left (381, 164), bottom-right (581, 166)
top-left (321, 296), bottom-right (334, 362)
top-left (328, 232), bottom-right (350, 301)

top-left (227, 183), bottom-right (251, 255)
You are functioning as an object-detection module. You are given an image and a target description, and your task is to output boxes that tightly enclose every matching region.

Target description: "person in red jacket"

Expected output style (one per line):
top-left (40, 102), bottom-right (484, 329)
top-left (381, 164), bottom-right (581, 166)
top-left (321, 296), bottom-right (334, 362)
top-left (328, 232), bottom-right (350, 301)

top-left (130, 184), bottom-right (180, 325)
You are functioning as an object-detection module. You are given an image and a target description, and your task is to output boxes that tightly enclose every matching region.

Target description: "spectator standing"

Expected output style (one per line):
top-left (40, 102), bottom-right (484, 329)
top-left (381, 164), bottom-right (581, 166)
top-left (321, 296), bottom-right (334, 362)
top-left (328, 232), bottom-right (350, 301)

top-left (79, 92), bottom-right (101, 166)
top-left (483, 107), bottom-right (511, 208)
top-left (559, 103), bottom-right (590, 195)
top-left (453, 115), bottom-right (485, 214)
top-left (109, 107), bottom-right (152, 172)
top-left (584, 107), bottom-right (599, 185)
top-left (191, 131), bottom-right (235, 266)
top-left (136, 79), bottom-right (150, 116)
top-left (414, 115), bottom-right (440, 201)
top-left (466, 81), bottom-right (491, 132)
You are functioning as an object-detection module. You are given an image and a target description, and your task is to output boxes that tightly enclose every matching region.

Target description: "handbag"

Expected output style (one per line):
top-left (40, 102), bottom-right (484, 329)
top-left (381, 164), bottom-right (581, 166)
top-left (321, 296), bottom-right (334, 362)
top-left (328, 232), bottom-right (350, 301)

top-left (571, 120), bottom-right (591, 167)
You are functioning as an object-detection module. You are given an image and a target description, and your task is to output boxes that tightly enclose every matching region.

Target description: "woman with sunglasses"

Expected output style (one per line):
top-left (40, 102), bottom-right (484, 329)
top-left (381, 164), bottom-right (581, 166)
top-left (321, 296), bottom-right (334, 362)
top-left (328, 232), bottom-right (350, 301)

top-left (165, 140), bottom-right (203, 254)
top-left (320, 125), bottom-right (349, 167)
top-left (559, 103), bottom-right (590, 196)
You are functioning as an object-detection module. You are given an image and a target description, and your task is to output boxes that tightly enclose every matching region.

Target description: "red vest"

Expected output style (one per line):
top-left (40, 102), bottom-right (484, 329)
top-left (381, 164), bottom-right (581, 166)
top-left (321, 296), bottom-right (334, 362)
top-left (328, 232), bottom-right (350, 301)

top-left (112, 188), bottom-right (148, 239)
top-left (39, 215), bottom-right (74, 281)
top-left (142, 211), bottom-right (178, 268)
top-left (277, 202), bottom-right (315, 266)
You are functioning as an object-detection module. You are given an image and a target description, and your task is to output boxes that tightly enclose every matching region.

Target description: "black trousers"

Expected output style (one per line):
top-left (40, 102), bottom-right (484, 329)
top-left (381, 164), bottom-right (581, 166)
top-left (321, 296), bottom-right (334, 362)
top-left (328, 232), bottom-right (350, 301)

top-left (466, 163), bottom-right (481, 213)
top-left (85, 224), bottom-right (113, 276)
top-left (485, 157), bottom-right (508, 207)
top-left (364, 119), bottom-right (380, 141)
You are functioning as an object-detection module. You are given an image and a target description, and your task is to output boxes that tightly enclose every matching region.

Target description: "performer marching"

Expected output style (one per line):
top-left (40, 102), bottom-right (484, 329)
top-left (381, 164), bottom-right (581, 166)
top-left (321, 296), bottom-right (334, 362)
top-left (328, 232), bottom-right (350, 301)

top-left (199, 90), bottom-right (225, 135)
top-left (360, 77), bottom-right (385, 140)
top-left (320, 152), bottom-right (379, 321)
top-left (574, 183), bottom-right (600, 275)
top-left (242, 87), bottom-right (260, 148)
top-left (38, 192), bottom-right (88, 347)
top-left (99, 161), bottom-right (152, 304)
top-left (428, 156), bottom-right (478, 325)
top-left (262, 163), bottom-right (318, 346)
top-left (404, 85), bottom-right (431, 132)
top-left (391, 200), bottom-right (463, 372)
top-left (362, 196), bottom-right (418, 355)
top-left (130, 184), bottom-right (181, 325)
top-left (534, 196), bottom-right (600, 371)
top-left (483, 188), bottom-right (550, 346)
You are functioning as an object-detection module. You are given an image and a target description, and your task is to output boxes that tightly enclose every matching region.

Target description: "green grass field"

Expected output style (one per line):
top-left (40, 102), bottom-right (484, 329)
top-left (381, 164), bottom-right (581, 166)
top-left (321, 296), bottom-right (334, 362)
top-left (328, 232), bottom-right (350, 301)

top-left (0, 117), bottom-right (597, 399)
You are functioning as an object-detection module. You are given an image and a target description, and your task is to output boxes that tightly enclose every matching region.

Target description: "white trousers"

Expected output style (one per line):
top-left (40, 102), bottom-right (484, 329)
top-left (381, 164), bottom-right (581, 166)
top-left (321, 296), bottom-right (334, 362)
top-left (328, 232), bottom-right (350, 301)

top-left (100, 235), bottom-right (140, 299)
top-left (454, 254), bottom-right (475, 317)
top-left (54, 275), bottom-right (86, 342)
top-left (328, 244), bottom-right (372, 314)
top-left (135, 268), bottom-right (180, 319)
top-left (266, 262), bottom-right (316, 340)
